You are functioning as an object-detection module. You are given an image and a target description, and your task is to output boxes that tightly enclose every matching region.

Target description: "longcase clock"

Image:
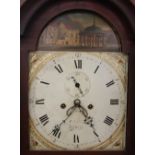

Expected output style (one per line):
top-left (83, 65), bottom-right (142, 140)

top-left (21, 0), bottom-right (135, 155)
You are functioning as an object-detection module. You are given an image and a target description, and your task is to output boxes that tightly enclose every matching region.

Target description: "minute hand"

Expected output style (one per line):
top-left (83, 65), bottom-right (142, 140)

top-left (50, 100), bottom-right (78, 136)
top-left (79, 105), bottom-right (101, 142)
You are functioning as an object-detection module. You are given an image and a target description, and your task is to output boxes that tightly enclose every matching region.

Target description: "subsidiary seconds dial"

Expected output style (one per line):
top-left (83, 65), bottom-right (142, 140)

top-left (29, 52), bottom-right (126, 150)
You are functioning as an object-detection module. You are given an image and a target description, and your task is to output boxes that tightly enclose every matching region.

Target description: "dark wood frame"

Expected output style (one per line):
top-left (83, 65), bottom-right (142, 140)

top-left (20, 0), bottom-right (135, 155)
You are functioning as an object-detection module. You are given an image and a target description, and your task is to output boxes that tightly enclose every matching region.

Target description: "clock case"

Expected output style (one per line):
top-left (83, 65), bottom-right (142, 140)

top-left (20, 0), bottom-right (135, 155)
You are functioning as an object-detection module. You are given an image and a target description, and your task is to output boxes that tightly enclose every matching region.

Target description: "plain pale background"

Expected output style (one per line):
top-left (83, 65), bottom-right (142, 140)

top-left (0, 0), bottom-right (154, 155)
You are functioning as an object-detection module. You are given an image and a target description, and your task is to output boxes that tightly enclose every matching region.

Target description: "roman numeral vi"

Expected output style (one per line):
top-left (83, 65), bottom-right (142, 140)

top-left (73, 134), bottom-right (79, 143)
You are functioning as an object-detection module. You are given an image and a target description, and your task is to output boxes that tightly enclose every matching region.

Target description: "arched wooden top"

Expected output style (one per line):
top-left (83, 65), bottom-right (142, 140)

top-left (20, 0), bottom-right (134, 53)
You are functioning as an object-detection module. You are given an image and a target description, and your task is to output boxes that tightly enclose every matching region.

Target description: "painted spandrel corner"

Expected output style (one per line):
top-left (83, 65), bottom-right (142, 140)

top-left (38, 12), bottom-right (121, 51)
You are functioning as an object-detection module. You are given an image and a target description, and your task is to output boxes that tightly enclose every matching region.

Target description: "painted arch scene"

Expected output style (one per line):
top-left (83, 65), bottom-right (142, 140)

top-left (38, 12), bottom-right (121, 51)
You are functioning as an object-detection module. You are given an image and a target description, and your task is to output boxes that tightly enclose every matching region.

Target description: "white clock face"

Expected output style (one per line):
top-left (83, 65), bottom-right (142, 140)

top-left (29, 52), bottom-right (127, 150)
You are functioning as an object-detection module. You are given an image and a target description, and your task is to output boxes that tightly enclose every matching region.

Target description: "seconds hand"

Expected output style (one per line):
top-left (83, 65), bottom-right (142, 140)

top-left (71, 76), bottom-right (84, 95)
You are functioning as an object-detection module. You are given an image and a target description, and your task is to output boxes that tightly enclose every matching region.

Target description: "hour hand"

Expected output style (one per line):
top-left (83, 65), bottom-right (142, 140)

top-left (79, 106), bottom-right (88, 118)
top-left (56, 101), bottom-right (77, 127)
top-left (66, 105), bottom-right (76, 116)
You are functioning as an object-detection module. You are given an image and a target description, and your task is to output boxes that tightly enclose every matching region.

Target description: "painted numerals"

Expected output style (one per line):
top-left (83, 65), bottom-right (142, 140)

top-left (104, 116), bottom-right (114, 126)
top-left (51, 125), bottom-right (61, 139)
top-left (35, 99), bottom-right (44, 104)
top-left (106, 80), bottom-right (115, 87)
top-left (39, 114), bottom-right (49, 126)
top-left (74, 60), bottom-right (82, 69)
top-left (29, 52), bottom-right (126, 150)
top-left (55, 64), bottom-right (63, 73)
top-left (73, 134), bottom-right (80, 143)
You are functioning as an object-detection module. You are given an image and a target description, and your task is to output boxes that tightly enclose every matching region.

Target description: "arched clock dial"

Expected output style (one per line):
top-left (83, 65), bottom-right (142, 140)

top-left (29, 52), bottom-right (127, 150)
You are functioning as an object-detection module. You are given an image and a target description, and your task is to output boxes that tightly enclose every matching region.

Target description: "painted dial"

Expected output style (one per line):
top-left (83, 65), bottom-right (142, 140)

top-left (29, 52), bottom-right (126, 150)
